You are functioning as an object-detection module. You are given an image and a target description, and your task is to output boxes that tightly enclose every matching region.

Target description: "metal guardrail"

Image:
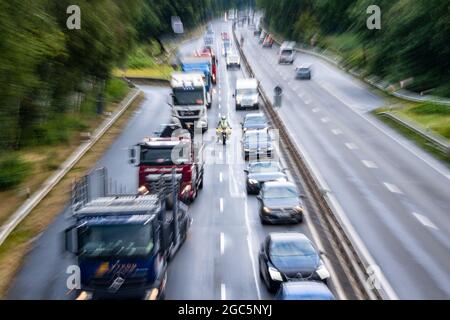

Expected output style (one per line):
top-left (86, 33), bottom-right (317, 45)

top-left (0, 89), bottom-right (142, 247)
top-left (379, 112), bottom-right (450, 154)
top-left (234, 24), bottom-right (386, 300)
top-left (260, 26), bottom-right (450, 107)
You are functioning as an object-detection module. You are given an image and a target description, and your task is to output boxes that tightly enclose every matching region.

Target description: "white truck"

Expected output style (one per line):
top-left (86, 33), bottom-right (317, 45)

top-left (278, 41), bottom-right (296, 64)
top-left (170, 72), bottom-right (208, 132)
top-left (234, 78), bottom-right (259, 110)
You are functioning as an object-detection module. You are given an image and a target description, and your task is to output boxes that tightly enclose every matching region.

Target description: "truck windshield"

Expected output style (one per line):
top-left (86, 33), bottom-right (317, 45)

top-left (173, 88), bottom-right (204, 105)
top-left (79, 224), bottom-right (154, 258)
top-left (140, 145), bottom-right (191, 165)
top-left (237, 88), bottom-right (257, 95)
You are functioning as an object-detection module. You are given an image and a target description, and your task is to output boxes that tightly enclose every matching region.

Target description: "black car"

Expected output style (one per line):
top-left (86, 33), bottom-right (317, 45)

top-left (275, 281), bottom-right (335, 300)
top-left (259, 233), bottom-right (330, 292)
top-left (241, 113), bottom-right (269, 133)
top-left (242, 129), bottom-right (274, 161)
top-left (257, 181), bottom-right (303, 224)
top-left (245, 161), bottom-right (287, 194)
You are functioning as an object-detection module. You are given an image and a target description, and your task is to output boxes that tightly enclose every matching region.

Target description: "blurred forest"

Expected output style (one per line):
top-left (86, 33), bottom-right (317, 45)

top-left (0, 0), bottom-right (244, 152)
top-left (256, 0), bottom-right (450, 97)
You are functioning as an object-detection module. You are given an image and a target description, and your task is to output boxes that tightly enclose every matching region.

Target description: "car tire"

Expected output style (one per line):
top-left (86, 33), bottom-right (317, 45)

top-left (199, 175), bottom-right (204, 189)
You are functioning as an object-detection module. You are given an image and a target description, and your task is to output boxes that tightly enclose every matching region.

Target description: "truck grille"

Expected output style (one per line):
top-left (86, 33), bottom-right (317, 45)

top-left (178, 110), bottom-right (200, 117)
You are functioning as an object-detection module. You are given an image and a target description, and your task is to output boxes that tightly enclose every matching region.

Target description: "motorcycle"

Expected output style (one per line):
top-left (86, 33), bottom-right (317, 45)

top-left (216, 127), bottom-right (232, 145)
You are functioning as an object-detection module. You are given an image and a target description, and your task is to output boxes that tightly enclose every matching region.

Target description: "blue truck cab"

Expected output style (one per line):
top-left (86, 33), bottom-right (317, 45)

top-left (181, 56), bottom-right (213, 108)
top-left (65, 169), bottom-right (190, 300)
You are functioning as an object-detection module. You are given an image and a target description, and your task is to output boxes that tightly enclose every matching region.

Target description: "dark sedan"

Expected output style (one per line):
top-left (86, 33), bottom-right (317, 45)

top-left (245, 161), bottom-right (287, 194)
top-left (257, 181), bottom-right (303, 224)
top-left (275, 281), bottom-right (335, 300)
top-left (295, 65), bottom-right (312, 80)
top-left (242, 130), bottom-right (274, 161)
top-left (241, 113), bottom-right (269, 133)
top-left (259, 233), bottom-right (331, 292)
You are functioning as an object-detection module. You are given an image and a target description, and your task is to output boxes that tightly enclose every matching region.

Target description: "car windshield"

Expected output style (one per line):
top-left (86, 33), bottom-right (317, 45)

top-left (249, 162), bottom-right (280, 173)
top-left (79, 224), bottom-right (154, 258)
top-left (173, 88), bottom-right (204, 105)
top-left (264, 185), bottom-right (298, 199)
top-left (140, 145), bottom-right (190, 165)
top-left (298, 68), bottom-right (310, 72)
top-left (281, 50), bottom-right (293, 55)
top-left (270, 239), bottom-right (316, 257)
top-left (245, 116), bottom-right (266, 126)
top-left (244, 132), bottom-right (270, 144)
top-left (237, 88), bottom-right (257, 95)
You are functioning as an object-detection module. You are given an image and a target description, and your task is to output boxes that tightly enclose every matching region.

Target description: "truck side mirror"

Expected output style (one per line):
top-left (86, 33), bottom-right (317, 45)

top-left (129, 147), bottom-right (136, 165)
top-left (65, 227), bottom-right (78, 254)
top-left (232, 94), bottom-right (235, 98)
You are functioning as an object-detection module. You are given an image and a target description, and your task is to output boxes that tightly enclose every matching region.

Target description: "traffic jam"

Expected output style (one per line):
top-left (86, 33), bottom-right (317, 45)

top-left (64, 20), bottom-right (335, 301)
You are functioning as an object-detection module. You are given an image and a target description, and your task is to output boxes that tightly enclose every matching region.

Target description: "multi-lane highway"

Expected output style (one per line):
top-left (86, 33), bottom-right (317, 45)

top-left (237, 21), bottom-right (450, 299)
top-left (7, 19), bottom-right (346, 300)
top-left (7, 16), bottom-right (450, 300)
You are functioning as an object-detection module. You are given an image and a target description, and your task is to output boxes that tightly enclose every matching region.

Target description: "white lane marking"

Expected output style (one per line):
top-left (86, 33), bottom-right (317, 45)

top-left (321, 117), bottom-right (330, 123)
top-left (315, 80), bottom-right (450, 181)
top-left (383, 182), bottom-right (403, 194)
top-left (220, 232), bottom-right (225, 255)
top-left (362, 160), bottom-right (378, 168)
top-left (412, 212), bottom-right (439, 230)
top-left (221, 283), bottom-right (227, 300)
top-left (312, 108), bottom-right (320, 113)
top-left (332, 129), bottom-right (342, 135)
top-left (219, 172), bottom-right (223, 182)
top-left (304, 99), bottom-right (311, 105)
top-left (219, 96), bottom-right (222, 102)
top-left (218, 104), bottom-right (222, 109)
top-left (345, 142), bottom-right (358, 150)
top-left (244, 202), bottom-right (262, 300)
top-left (220, 198), bottom-right (224, 212)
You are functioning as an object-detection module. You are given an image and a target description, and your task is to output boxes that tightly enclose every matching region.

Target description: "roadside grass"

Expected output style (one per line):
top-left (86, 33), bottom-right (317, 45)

top-left (0, 78), bottom-right (130, 226)
top-left (374, 102), bottom-right (450, 167)
top-left (114, 65), bottom-right (173, 80)
top-left (0, 93), bottom-right (145, 297)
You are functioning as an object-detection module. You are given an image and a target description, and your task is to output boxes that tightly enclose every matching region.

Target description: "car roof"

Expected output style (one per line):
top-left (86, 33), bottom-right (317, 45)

top-left (280, 281), bottom-right (335, 300)
top-left (236, 78), bottom-right (258, 88)
top-left (245, 113), bottom-right (265, 119)
top-left (297, 65), bottom-right (312, 69)
top-left (269, 232), bottom-right (309, 243)
top-left (263, 180), bottom-right (297, 189)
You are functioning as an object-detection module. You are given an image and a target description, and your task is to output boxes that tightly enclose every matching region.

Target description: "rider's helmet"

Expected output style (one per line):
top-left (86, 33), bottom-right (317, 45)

top-left (221, 115), bottom-right (227, 121)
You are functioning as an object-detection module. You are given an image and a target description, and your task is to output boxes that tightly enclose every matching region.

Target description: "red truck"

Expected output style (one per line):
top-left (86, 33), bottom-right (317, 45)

top-left (129, 136), bottom-right (204, 204)
top-left (196, 47), bottom-right (218, 85)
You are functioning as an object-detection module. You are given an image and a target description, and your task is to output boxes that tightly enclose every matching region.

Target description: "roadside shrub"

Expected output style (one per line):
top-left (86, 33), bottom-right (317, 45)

top-left (0, 155), bottom-right (32, 191)
top-left (105, 78), bottom-right (129, 103)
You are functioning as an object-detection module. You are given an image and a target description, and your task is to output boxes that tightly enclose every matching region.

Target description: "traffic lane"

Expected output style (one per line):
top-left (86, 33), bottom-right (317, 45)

top-left (244, 20), bottom-right (383, 112)
top-left (242, 29), bottom-right (450, 298)
top-left (248, 36), bottom-right (450, 298)
top-left (222, 24), bottom-right (337, 299)
top-left (7, 86), bottom-right (173, 299)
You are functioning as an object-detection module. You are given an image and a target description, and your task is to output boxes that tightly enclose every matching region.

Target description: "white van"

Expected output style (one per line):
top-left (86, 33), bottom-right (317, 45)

top-left (234, 78), bottom-right (259, 110)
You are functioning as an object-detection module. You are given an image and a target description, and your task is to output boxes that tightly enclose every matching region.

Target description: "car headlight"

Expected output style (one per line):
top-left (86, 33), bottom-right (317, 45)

top-left (248, 179), bottom-right (258, 185)
top-left (268, 266), bottom-right (283, 282)
top-left (294, 205), bottom-right (304, 213)
top-left (316, 262), bottom-right (330, 280)
top-left (263, 206), bottom-right (271, 214)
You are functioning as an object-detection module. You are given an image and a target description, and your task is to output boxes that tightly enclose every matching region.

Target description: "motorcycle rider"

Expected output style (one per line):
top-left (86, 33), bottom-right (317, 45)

top-left (216, 115), bottom-right (232, 142)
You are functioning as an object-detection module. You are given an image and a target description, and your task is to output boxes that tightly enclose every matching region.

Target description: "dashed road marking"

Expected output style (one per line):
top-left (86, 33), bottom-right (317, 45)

top-left (362, 160), bottom-right (378, 168)
top-left (383, 182), bottom-right (403, 194)
top-left (221, 283), bottom-right (227, 300)
top-left (312, 108), bottom-right (320, 113)
top-left (345, 142), bottom-right (358, 150)
top-left (321, 117), bottom-right (330, 123)
top-left (219, 172), bottom-right (223, 182)
top-left (413, 212), bottom-right (439, 230)
top-left (332, 129), bottom-right (342, 135)
top-left (220, 198), bottom-right (224, 212)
